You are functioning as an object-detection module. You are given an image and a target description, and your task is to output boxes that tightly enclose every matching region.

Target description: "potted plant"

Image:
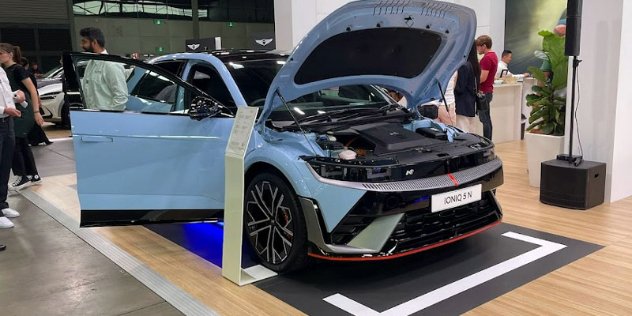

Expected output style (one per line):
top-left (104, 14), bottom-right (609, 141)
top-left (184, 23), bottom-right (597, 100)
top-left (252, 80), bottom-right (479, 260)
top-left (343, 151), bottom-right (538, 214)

top-left (524, 30), bottom-right (568, 187)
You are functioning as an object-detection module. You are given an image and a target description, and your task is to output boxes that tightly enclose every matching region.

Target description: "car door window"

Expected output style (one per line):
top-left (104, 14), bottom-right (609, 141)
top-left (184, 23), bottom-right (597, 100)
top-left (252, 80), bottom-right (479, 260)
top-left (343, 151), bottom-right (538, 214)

top-left (129, 69), bottom-right (179, 112)
top-left (154, 60), bottom-right (185, 77)
top-left (72, 57), bottom-right (193, 114)
top-left (188, 65), bottom-right (236, 110)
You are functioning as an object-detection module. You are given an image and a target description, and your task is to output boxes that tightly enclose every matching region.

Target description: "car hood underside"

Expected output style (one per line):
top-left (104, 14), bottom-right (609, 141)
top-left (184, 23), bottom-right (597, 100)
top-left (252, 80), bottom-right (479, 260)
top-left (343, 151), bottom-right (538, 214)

top-left (259, 0), bottom-right (477, 124)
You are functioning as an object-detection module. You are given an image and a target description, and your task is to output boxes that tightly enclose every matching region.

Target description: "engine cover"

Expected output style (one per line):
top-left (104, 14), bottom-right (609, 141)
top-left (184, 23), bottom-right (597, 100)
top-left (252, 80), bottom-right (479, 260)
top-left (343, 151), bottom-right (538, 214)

top-left (352, 123), bottom-right (443, 155)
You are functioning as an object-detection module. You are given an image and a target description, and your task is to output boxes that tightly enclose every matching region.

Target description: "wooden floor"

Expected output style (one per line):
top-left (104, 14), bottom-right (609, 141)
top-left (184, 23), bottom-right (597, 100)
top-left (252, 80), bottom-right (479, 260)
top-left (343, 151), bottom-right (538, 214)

top-left (42, 123), bottom-right (72, 140)
top-left (29, 140), bottom-right (632, 316)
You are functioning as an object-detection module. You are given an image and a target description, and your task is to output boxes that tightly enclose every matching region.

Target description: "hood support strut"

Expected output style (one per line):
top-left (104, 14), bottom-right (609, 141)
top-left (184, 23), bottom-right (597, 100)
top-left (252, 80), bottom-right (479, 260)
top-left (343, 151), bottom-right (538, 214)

top-left (276, 89), bottom-right (319, 156)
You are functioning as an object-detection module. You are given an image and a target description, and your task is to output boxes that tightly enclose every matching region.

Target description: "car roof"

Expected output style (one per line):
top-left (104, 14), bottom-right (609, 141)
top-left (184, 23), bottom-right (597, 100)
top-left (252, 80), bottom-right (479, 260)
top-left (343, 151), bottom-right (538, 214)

top-left (157, 49), bottom-right (290, 64)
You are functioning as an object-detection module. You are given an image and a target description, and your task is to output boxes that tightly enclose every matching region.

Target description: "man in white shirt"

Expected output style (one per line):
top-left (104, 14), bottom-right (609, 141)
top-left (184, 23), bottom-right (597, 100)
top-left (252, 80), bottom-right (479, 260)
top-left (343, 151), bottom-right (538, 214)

top-left (79, 27), bottom-right (128, 111)
top-left (0, 67), bottom-right (26, 230)
top-left (496, 50), bottom-right (531, 79)
top-left (496, 50), bottom-right (513, 78)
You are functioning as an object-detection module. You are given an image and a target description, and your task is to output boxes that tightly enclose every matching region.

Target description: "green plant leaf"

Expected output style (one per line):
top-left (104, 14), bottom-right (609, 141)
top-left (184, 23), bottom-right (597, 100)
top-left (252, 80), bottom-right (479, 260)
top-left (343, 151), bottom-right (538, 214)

top-left (552, 60), bottom-right (569, 89)
top-left (542, 124), bottom-right (554, 135)
top-left (531, 85), bottom-right (552, 97)
top-left (526, 94), bottom-right (542, 102)
top-left (528, 66), bottom-right (548, 84)
top-left (526, 121), bottom-right (540, 131)
top-left (555, 96), bottom-right (566, 102)
top-left (529, 110), bottom-right (544, 124)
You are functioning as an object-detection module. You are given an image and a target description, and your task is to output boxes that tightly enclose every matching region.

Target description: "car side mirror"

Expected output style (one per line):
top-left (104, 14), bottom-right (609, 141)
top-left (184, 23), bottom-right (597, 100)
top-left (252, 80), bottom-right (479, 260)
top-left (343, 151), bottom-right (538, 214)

top-left (189, 96), bottom-right (221, 121)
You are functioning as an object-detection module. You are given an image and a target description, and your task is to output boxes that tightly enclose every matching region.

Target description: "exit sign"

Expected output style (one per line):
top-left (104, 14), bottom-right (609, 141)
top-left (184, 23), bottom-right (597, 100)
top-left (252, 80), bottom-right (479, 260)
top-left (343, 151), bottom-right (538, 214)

top-left (156, 47), bottom-right (165, 52)
top-left (154, 19), bottom-right (163, 25)
top-left (227, 22), bottom-right (235, 27)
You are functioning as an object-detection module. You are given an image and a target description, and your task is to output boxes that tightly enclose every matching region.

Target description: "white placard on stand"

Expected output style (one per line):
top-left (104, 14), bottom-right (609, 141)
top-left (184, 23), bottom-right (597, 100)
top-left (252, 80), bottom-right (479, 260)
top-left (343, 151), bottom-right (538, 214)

top-left (222, 106), bottom-right (277, 286)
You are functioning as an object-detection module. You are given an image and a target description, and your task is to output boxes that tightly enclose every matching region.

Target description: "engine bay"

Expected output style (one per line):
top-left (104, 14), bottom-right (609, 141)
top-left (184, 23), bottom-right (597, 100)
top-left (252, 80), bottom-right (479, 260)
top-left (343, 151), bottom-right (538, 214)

top-left (315, 122), bottom-right (488, 162)
top-left (304, 121), bottom-right (497, 182)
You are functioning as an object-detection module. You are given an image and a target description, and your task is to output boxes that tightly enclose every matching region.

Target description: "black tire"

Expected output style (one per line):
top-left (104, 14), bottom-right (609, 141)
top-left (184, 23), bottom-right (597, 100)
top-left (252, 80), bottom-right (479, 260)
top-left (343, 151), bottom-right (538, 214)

top-left (244, 172), bottom-right (311, 272)
top-left (60, 101), bottom-right (71, 129)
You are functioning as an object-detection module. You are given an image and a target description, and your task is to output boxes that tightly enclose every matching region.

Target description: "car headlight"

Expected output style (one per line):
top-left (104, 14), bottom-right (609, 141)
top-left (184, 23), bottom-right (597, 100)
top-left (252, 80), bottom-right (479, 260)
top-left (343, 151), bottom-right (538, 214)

top-left (303, 156), bottom-right (398, 182)
top-left (483, 149), bottom-right (496, 162)
top-left (40, 92), bottom-right (59, 100)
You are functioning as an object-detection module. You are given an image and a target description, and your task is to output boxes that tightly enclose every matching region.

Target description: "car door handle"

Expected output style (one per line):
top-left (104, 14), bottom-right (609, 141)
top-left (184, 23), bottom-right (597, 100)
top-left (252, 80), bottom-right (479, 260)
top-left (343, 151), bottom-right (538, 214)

top-left (81, 136), bottom-right (113, 143)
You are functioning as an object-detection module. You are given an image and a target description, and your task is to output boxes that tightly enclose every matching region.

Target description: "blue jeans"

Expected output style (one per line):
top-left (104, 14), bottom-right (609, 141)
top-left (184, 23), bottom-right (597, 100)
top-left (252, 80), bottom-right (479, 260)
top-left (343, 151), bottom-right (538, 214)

top-left (478, 92), bottom-right (493, 140)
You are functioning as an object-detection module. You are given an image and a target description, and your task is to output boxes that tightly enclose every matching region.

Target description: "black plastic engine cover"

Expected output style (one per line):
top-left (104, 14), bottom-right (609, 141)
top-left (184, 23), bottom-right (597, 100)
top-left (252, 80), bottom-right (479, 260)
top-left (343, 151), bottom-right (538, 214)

top-left (352, 123), bottom-right (443, 155)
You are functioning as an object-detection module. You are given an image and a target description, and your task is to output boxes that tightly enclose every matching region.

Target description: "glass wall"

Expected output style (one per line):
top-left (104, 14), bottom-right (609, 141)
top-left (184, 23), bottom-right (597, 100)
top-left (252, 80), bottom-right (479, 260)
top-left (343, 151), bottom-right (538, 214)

top-left (72, 0), bottom-right (274, 23)
top-left (0, 26), bottom-right (72, 72)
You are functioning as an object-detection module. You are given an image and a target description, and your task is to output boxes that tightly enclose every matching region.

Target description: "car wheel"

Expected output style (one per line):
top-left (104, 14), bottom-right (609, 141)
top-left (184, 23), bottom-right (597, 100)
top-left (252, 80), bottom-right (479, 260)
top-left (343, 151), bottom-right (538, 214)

top-left (57, 101), bottom-right (71, 129)
top-left (244, 172), bottom-right (311, 272)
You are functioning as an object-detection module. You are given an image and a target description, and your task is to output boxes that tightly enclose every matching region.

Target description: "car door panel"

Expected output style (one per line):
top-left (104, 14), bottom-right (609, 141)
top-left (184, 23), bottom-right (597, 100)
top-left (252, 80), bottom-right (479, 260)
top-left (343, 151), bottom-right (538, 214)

top-left (64, 52), bottom-right (233, 227)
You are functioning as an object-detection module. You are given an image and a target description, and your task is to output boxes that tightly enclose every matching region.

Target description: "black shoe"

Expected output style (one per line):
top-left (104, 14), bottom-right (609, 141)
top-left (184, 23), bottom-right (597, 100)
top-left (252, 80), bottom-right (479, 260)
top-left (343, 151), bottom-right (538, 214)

top-left (0, 245), bottom-right (6, 251)
top-left (10, 176), bottom-right (32, 190)
top-left (30, 175), bottom-right (42, 186)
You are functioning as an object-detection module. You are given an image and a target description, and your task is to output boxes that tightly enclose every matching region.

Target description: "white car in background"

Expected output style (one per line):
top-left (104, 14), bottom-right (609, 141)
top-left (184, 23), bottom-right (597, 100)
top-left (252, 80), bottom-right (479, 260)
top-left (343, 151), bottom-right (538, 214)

top-left (38, 82), bottom-right (67, 124)
top-left (37, 63), bottom-right (88, 125)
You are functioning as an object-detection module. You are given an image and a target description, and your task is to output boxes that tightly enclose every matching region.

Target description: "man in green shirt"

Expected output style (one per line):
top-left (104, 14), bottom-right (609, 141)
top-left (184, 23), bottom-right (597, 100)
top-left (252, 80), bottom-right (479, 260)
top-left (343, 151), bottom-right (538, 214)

top-left (79, 27), bottom-right (128, 111)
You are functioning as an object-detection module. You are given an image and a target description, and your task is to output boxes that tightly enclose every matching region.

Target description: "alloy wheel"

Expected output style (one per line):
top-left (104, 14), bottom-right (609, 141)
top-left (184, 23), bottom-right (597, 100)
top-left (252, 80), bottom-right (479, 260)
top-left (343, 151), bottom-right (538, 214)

top-left (246, 181), bottom-right (294, 265)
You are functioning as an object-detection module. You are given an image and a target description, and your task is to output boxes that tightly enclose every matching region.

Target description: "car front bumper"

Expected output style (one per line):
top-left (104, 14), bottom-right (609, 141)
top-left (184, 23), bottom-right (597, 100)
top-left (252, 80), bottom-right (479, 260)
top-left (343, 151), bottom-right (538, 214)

top-left (301, 158), bottom-right (504, 260)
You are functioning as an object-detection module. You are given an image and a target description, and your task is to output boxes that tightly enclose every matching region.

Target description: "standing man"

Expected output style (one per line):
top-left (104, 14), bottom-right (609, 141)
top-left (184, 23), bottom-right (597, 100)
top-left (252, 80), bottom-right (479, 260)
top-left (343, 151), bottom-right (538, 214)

top-left (0, 66), bottom-right (26, 232)
top-left (476, 35), bottom-right (498, 140)
top-left (79, 27), bottom-right (128, 111)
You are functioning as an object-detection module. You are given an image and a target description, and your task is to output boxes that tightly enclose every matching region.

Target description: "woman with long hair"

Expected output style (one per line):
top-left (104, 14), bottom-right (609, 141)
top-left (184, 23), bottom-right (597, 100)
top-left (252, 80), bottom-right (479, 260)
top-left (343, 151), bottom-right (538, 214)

top-left (454, 42), bottom-right (482, 133)
top-left (0, 43), bottom-right (44, 190)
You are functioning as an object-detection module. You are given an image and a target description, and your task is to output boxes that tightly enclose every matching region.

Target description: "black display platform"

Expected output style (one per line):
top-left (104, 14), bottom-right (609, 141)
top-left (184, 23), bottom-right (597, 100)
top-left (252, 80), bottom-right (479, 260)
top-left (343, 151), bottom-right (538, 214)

top-left (31, 139), bottom-right (603, 315)
top-left (147, 222), bottom-right (600, 316)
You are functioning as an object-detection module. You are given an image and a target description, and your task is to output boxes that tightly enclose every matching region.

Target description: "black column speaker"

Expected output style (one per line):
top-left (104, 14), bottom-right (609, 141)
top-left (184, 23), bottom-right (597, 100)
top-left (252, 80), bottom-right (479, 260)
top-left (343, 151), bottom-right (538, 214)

top-left (565, 0), bottom-right (583, 56)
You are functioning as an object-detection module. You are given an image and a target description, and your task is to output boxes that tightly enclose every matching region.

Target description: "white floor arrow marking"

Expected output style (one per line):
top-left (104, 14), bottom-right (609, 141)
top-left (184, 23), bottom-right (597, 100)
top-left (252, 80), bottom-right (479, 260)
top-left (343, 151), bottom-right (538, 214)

top-left (324, 232), bottom-right (567, 316)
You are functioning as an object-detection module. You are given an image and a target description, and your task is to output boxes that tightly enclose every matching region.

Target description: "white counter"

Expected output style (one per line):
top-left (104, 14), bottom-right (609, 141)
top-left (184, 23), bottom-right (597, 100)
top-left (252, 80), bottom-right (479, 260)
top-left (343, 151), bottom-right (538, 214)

top-left (473, 82), bottom-right (525, 144)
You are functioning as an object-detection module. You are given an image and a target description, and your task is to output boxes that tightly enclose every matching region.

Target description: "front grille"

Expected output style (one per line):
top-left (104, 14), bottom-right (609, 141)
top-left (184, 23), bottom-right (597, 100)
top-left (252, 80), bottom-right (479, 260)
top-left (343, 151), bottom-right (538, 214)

top-left (390, 192), bottom-right (501, 253)
top-left (360, 159), bottom-right (502, 192)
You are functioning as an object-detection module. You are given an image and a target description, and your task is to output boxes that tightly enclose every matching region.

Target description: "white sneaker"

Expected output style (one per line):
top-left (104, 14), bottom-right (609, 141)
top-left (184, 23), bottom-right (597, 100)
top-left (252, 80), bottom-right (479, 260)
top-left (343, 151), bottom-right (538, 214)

top-left (0, 217), bottom-right (14, 228)
top-left (2, 208), bottom-right (20, 218)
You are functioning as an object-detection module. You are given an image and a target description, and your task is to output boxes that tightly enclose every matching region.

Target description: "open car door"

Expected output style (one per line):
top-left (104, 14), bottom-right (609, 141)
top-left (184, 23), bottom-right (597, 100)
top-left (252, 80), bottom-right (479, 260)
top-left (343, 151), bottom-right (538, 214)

top-left (63, 52), bottom-right (235, 227)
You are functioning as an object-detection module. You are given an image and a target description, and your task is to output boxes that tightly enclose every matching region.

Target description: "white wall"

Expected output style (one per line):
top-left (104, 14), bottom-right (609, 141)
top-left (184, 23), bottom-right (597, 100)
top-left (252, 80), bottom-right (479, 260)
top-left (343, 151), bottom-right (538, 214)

top-left (564, 0), bottom-right (624, 202)
top-left (609, 0), bottom-right (632, 202)
top-left (450, 0), bottom-right (505, 54)
top-left (274, 0), bottom-right (505, 53)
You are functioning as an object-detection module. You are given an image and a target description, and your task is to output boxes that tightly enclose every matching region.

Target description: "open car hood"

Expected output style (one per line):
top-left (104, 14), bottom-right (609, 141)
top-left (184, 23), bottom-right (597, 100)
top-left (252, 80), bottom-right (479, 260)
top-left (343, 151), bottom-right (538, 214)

top-left (259, 0), bottom-right (476, 123)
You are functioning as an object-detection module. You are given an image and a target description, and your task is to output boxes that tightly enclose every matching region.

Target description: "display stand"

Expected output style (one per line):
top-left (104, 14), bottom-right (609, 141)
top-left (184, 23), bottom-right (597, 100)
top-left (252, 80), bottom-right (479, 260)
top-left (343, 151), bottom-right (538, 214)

top-left (222, 107), bottom-right (277, 286)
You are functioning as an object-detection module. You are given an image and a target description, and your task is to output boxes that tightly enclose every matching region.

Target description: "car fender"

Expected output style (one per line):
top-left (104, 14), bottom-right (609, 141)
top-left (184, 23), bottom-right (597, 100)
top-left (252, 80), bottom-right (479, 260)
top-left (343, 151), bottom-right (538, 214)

top-left (245, 134), bottom-right (366, 232)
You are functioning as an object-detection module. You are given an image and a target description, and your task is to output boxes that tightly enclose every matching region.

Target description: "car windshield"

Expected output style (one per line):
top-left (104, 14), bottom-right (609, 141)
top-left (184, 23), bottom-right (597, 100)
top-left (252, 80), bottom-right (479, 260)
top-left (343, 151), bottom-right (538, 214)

top-left (42, 65), bottom-right (63, 79)
top-left (225, 58), bottom-right (392, 121)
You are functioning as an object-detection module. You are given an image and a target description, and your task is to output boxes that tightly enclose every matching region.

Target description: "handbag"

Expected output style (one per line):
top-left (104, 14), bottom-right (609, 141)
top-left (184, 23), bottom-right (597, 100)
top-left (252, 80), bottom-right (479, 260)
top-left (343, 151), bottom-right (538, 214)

top-left (475, 91), bottom-right (489, 112)
top-left (470, 63), bottom-right (489, 112)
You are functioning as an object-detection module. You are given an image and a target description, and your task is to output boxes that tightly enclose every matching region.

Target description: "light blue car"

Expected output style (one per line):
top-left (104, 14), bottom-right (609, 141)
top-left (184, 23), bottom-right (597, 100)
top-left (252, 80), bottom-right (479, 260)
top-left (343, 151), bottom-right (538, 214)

top-left (63, 0), bottom-right (503, 272)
